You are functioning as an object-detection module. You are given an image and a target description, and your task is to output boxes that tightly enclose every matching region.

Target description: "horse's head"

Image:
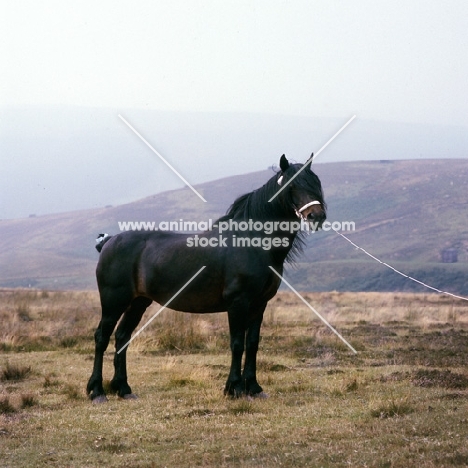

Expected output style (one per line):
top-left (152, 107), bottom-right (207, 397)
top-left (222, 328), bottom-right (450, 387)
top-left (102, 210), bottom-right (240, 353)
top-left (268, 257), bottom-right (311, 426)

top-left (277, 154), bottom-right (326, 229)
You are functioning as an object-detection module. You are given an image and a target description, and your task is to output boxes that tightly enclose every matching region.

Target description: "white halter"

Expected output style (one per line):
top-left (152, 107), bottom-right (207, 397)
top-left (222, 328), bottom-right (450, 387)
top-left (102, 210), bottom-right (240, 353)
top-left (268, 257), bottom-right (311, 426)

top-left (276, 172), bottom-right (321, 219)
top-left (295, 200), bottom-right (321, 220)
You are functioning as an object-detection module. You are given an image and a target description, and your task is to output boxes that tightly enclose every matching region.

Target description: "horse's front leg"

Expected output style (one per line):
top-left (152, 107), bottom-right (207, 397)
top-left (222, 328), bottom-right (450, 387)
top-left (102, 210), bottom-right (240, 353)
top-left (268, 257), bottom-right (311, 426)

top-left (224, 299), bottom-right (248, 398)
top-left (243, 304), bottom-right (267, 397)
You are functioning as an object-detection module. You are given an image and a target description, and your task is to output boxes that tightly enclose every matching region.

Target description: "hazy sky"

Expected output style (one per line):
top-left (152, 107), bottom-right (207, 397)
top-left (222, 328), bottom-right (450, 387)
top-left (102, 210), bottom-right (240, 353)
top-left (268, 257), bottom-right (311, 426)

top-left (2, 1), bottom-right (468, 218)
top-left (2, 0), bottom-right (468, 127)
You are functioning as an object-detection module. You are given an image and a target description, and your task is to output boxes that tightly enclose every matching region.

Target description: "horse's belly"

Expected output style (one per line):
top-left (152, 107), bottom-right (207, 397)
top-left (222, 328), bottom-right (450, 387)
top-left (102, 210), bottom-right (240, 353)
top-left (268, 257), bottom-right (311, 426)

top-left (151, 290), bottom-right (227, 314)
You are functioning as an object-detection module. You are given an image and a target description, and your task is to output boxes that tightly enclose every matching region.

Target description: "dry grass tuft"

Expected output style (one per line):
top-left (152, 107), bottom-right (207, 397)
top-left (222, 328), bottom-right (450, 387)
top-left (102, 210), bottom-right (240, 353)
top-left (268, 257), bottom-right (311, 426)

top-left (228, 399), bottom-right (256, 415)
top-left (20, 393), bottom-right (37, 408)
top-left (370, 396), bottom-right (414, 418)
top-left (345, 378), bottom-right (359, 392)
top-left (1, 361), bottom-right (32, 381)
top-left (412, 369), bottom-right (468, 389)
top-left (0, 396), bottom-right (16, 414)
top-left (43, 373), bottom-right (60, 388)
top-left (62, 383), bottom-right (83, 400)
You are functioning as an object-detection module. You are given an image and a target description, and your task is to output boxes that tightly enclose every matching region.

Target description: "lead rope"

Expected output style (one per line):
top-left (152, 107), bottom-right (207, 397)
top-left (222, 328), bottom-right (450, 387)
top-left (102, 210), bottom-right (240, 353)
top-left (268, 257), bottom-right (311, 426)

top-left (332, 228), bottom-right (468, 302)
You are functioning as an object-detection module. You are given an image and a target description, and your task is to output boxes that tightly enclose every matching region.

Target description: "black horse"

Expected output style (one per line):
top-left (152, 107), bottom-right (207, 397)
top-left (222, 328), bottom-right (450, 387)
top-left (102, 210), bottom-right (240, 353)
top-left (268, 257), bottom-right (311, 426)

top-left (87, 155), bottom-right (326, 402)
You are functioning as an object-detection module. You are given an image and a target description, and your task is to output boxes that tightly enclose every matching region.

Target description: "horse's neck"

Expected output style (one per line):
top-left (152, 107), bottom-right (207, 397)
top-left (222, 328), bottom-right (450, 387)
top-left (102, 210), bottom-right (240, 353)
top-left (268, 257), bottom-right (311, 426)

top-left (246, 185), bottom-right (293, 220)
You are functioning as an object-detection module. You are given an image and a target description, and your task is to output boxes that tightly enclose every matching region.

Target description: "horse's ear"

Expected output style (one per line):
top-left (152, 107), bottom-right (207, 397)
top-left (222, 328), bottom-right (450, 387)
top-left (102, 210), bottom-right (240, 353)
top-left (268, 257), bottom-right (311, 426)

top-left (309, 153), bottom-right (314, 165)
top-left (279, 154), bottom-right (289, 172)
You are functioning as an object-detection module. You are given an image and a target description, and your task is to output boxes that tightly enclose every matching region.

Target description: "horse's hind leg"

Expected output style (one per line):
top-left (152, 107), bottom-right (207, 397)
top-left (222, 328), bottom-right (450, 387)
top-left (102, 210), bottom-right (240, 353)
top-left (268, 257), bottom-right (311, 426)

top-left (86, 288), bottom-right (132, 403)
top-left (111, 296), bottom-right (152, 398)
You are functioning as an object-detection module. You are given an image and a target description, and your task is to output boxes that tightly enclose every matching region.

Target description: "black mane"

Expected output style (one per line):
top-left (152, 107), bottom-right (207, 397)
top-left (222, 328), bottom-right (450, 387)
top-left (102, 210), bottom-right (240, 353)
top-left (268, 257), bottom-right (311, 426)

top-left (216, 164), bottom-right (325, 263)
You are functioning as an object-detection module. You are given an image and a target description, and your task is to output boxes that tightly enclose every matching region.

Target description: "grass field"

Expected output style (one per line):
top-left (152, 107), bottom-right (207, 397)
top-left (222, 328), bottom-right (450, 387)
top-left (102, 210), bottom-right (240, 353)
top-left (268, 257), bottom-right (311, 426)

top-left (1, 289), bottom-right (468, 467)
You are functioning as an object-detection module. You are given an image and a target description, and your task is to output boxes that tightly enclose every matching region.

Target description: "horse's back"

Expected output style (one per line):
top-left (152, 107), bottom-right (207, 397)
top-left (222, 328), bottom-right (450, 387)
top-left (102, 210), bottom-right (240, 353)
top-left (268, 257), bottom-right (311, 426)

top-left (96, 231), bottom-right (181, 289)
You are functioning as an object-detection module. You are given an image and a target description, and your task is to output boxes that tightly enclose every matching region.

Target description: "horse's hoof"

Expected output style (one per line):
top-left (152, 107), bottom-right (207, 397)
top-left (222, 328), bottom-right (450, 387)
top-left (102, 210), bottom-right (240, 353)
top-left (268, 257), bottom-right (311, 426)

top-left (92, 395), bottom-right (109, 404)
top-left (253, 392), bottom-right (269, 399)
top-left (121, 393), bottom-right (138, 400)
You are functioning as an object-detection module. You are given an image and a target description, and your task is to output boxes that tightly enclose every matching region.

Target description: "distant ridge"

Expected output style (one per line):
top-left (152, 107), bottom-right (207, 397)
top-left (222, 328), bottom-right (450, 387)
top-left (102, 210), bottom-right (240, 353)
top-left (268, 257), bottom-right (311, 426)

top-left (3, 106), bottom-right (468, 219)
top-left (1, 159), bottom-right (467, 293)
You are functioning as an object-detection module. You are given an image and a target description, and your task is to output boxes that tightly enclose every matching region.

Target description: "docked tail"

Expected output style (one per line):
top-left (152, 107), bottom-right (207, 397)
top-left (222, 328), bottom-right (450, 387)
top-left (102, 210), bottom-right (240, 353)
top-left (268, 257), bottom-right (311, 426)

top-left (95, 233), bottom-right (111, 253)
